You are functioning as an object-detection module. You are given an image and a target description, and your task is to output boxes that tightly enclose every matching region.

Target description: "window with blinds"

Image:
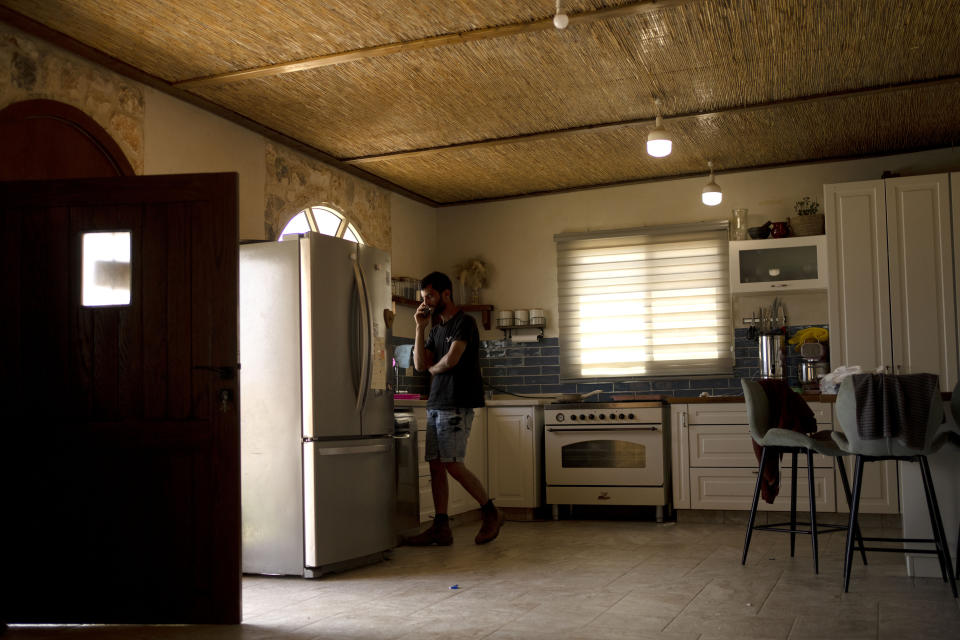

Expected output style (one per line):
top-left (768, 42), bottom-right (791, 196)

top-left (555, 224), bottom-right (732, 379)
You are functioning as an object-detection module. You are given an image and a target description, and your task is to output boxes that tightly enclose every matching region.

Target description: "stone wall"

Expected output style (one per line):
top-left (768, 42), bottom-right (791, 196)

top-left (1, 23), bottom-right (393, 250)
top-left (0, 22), bottom-right (145, 174)
top-left (264, 142), bottom-right (391, 251)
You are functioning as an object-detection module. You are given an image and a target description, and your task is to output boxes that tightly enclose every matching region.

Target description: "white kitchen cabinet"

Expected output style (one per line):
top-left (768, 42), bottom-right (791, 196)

top-left (671, 402), bottom-right (835, 512)
top-left (825, 174), bottom-right (959, 391)
top-left (486, 405), bottom-right (543, 509)
top-left (728, 235), bottom-right (828, 293)
top-left (413, 407), bottom-right (488, 522)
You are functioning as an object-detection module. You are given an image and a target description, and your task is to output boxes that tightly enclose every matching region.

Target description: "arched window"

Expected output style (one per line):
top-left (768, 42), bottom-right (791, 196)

top-left (279, 205), bottom-right (364, 244)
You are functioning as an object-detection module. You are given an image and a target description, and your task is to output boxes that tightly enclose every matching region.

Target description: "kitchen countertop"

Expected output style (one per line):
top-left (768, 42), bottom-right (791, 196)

top-left (395, 394), bottom-right (552, 408)
top-left (668, 393), bottom-right (837, 404)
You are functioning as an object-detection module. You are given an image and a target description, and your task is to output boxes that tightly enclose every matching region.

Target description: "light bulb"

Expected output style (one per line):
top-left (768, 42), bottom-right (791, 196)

top-left (553, 12), bottom-right (569, 29)
top-left (702, 181), bottom-right (722, 206)
top-left (646, 114), bottom-right (671, 157)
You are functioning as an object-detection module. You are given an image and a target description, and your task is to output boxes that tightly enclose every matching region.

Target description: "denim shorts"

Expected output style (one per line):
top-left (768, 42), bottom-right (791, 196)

top-left (424, 408), bottom-right (474, 462)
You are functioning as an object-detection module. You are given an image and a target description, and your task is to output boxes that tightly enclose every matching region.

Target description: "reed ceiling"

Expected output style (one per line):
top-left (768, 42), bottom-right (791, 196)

top-left (3, 0), bottom-right (959, 205)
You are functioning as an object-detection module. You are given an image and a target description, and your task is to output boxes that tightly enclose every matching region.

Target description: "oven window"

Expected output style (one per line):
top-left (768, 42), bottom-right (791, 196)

top-left (561, 440), bottom-right (646, 469)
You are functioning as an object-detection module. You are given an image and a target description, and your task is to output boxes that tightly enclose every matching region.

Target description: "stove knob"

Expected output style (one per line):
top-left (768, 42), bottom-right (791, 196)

top-left (598, 413), bottom-right (606, 420)
top-left (588, 414), bottom-right (596, 420)
top-left (619, 413), bottom-right (626, 419)
top-left (556, 413), bottom-right (565, 422)
top-left (569, 414), bottom-right (576, 421)
top-left (628, 413), bottom-right (635, 420)
top-left (579, 414), bottom-right (586, 421)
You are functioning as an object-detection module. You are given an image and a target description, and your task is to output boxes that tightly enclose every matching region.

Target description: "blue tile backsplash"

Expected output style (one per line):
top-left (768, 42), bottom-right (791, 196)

top-left (391, 325), bottom-right (827, 400)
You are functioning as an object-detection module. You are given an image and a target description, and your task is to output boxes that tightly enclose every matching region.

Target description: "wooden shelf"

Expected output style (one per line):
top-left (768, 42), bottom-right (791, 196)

top-left (391, 295), bottom-right (493, 329)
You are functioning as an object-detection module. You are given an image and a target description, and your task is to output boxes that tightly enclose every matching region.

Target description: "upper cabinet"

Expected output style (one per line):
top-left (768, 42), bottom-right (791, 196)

top-left (825, 174), bottom-right (960, 391)
top-left (729, 235), bottom-right (828, 293)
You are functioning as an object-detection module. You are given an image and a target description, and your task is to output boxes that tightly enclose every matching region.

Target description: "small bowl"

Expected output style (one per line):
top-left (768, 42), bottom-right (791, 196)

top-left (748, 226), bottom-right (770, 239)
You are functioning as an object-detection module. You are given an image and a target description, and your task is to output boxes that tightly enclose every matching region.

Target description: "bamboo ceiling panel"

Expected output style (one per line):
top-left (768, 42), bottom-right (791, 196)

top-left (360, 83), bottom-right (960, 203)
top-left (3, 0), bottom-right (960, 204)
top-left (0, 0), bottom-right (634, 80)
top-left (183, 0), bottom-right (960, 161)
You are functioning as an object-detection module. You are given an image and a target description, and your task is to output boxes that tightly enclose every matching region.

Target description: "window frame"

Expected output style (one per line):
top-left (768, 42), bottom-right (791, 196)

top-left (279, 204), bottom-right (364, 244)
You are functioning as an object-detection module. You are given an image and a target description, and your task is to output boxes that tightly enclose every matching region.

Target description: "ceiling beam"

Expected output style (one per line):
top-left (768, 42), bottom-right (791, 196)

top-left (173, 0), bottom-right (696, 89)
top-left (343, 74), bottom-right (960, 165)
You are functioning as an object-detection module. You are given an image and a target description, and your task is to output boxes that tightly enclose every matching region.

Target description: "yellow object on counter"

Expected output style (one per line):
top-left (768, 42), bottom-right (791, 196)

top-left (788, 327), bottom-right (828, 351)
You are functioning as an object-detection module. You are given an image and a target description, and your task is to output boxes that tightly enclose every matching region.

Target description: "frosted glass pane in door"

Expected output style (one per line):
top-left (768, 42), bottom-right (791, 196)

top-left (82, 231), bottom-right (131, 306)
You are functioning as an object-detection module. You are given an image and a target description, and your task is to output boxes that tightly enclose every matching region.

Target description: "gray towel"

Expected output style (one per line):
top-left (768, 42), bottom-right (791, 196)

top-left (393, 344), bottom-right (413, 369)
top-left (852, 373), bottom-right (939, 451)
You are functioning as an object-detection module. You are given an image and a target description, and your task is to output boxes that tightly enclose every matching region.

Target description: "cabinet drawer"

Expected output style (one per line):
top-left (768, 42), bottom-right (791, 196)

top-left (686, 404), bottom-right (748, 425)
top-left (689, 425), bottom-right (834, 468)
top-left (835, 459), bottom-right (899, 514)
top-left (690, 467), bottom-right (836, 511)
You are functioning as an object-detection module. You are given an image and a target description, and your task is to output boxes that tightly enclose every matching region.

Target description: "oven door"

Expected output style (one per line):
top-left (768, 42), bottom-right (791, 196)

top-left (546, 426), bottom-right (663, 486)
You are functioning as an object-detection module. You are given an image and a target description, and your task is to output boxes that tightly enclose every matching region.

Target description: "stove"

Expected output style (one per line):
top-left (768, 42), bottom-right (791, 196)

top-left (544, 401), bottom-right (670, 521)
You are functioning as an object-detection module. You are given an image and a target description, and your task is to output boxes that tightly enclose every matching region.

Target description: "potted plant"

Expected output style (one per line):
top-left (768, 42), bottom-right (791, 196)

top-left (788, 196), bottom-right (825, 236)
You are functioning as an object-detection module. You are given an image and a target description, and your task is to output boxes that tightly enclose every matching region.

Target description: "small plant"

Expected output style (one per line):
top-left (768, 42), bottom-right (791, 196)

top-left (794, 196), bottom-right (820, 216)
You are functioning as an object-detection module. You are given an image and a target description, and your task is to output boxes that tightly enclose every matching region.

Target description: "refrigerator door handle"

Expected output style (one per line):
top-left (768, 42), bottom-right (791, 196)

top-left (351, 253), bottom-right (371, 413)
top-left (313, 443), bottom-right (390, 456)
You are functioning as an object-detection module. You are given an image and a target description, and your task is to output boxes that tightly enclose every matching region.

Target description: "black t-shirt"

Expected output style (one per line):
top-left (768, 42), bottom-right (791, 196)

top-left (425, 310), bottom-right (485, 409)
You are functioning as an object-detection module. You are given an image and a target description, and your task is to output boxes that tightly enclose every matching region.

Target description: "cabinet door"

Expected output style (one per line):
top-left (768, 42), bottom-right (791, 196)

top-left (447, 408), bottom-right (487, 516)
top-left (885, 174), bottom-right (958, 390)
top-left (825, 180), bottom-right (892, 373)
top-left (729, 236), bottom-right (828, 292)
top-left (487, 407), bottom-right (536, 508)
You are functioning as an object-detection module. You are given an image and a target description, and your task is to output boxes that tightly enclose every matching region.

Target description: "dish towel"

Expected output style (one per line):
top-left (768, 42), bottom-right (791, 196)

top-left (852, 373), bottom-right (939, 451)
top-left (754, 379), bottom-right (818, 504)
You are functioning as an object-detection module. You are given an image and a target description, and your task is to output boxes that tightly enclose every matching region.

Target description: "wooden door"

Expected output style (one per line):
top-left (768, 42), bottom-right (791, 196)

top-left (0, 173), bottom-right (240, 623)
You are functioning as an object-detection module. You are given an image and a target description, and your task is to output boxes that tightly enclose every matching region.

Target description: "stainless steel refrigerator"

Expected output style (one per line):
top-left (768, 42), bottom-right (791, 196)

top-left (239, 232), bottom-right (396, 577)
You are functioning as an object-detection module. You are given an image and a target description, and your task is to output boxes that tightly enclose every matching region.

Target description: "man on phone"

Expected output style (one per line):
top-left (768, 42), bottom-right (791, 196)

top-left (403, 271), bottom-right (504, 546)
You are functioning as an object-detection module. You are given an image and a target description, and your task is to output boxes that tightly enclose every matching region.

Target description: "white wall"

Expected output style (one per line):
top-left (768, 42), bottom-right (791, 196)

top-left (390, 194), bottom-right (438, 338)
top-left (428, 148), bottom-right (960, 340)
top-left (143, 87), bottom-right (267, 241)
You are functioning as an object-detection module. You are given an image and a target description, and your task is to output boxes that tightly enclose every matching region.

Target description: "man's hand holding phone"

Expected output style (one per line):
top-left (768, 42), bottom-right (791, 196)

top-left (415, 302), bottom-right (432, 329)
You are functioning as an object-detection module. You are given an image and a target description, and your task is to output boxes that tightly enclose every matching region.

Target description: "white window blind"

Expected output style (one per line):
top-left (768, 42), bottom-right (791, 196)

top-left (555, 224), bottom-right (732, 379)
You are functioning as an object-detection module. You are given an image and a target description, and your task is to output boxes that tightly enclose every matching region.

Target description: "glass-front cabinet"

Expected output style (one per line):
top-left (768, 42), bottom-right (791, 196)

top-left (728, 235), bottom-right (828, 292)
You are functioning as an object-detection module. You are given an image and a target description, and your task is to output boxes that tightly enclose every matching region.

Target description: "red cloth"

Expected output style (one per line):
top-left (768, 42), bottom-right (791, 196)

top-left (753, 379), bottom-right (817, 504)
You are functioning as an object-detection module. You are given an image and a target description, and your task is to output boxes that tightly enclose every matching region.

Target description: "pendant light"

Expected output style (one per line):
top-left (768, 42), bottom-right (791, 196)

top-left (646, 98), bottom-right (672, 158)
top-left (553, 0), bottom-right (569, 29)
top-left (701, 160), bottom-right (722, 206)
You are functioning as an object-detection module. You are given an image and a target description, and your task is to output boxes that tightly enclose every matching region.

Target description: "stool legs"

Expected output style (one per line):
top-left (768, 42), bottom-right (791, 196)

top-left (789, 451), bottom-right (798, 558)
top-left (836, 457), bottom-right (868, 566)
top-left (843, 455), bottom-right (865, 593)
top-left (741, 446), bottom-right (768, 565)
top-left (807, 451), bottom-right (819, 575)
top-left (918, 456), bottom-right (958, 598)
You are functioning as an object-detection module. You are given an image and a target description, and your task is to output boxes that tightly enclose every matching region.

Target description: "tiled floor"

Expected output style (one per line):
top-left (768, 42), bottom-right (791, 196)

top-left (5, 515), bottom-right (959, 639)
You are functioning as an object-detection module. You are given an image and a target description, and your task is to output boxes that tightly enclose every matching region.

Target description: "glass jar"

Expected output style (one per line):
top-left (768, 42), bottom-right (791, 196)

top-left (731, 208), bottom-right (749, 240)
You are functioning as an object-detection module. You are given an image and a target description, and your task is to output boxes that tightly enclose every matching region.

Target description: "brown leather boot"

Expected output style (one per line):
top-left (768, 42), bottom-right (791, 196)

top-left (401, 518), bottom-right (453, 546)
top-left (475, 505), bottom-right (505, 544)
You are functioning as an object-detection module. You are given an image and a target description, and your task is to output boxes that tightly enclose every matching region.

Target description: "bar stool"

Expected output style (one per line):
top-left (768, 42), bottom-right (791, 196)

top-left (832, 374), bottom-right (957, 597)
top-left (740, 379), bottom-right (865, 574)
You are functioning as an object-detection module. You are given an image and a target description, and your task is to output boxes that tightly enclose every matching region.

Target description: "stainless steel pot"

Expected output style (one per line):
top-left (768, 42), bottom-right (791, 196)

top-left (799, 360), bottom-right (828, 386)
top-left (759, 333), bottom-right (786, 379)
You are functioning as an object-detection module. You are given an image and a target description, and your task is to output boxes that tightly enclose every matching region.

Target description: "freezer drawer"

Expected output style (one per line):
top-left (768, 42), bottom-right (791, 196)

top-left (303, 438), bottom-right (396, 571)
